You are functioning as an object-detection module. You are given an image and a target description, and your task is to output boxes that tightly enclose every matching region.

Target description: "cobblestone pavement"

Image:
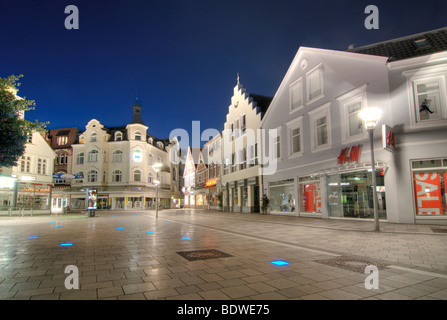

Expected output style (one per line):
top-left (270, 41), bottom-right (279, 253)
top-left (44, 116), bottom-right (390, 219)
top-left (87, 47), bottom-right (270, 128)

top-left (1, 209), bottom-right (447, 300)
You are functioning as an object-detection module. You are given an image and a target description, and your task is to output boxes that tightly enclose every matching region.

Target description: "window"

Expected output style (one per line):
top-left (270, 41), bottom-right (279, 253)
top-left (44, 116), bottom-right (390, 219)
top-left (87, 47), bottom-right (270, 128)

top-left (338, 85), bottom-right (367, 142)
top-left (134, 170), bottom-right (141, 182)
top-left (241, 114), bottom-right (246, 133)
top-left (231, 153), bottom-right (237, 172)
top-left (309, 103), bottom-right (331, 151)
top-left (287, 117), bottom-right (303, 157)
top-left (273, 128), bottom-right (281, 160)
top-left (135, 131), bottom-right (142, 140)
top-left (88, 149), bottom-right (99, 162)
top-left (148, 172), bottom-right (153, 183)
top-left (88, 170), bottom-right (98, 183)
top-left (90, 132), bottom-right (97, 142)
top-left (316, 117), bottom-right (328, 146)
top-left (77, 152), bottom-right (84, 164)
top-left (413, 77), bottom-right (446, 123)
top-left (57, 136), bottom-right (68, 145)
top-left (79, 135), bottom-right (85, 144)
top-left (290, 78), bottom-right (303, 110)
top-left (21, 156), bottom-right (31, 173)
top-left (148, 153), bottom-right (153, 165)
top-left (133, 149), bottom-right (142, 162)
top-left (269, 179), bottom-right (296, 212)
top-left (306, 64), bottom-right (323, 103)
top-left (115, 132), bottom-right (123, 141)
top-left (239, 148), bottom-right (246, 170)
top-left (112, 150), bottom-right (123, 162)
top-left (37, 159), bottom-right (47, 174)
top-left (248, 144), bottom-right (258, 167)
top-left (75, 171), bottom-right (83, 184)
top-left (57, 152), bottom-right (68, 165)
top-left (112, 170), bottom-right (122, 182)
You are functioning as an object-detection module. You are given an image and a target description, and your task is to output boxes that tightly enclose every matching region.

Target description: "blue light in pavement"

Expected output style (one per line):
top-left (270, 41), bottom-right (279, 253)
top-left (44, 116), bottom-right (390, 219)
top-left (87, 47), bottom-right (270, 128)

top-left (181, 236), bottom-right (191, 240)
top-left (147, 231), bottom-right (154, 234)
top-left (270, 260), bottom-right (290, 266)
top-left (112, 216), bottom-right (116, 218)
top-left (117, 227), bottom-right (124, 230)
top-left (53, 226), bottom-right (61, 228)
top-left (60, 243), bottom-right (73, 247)
top-left (27, 236), bottom-right (39, 239)
top-left (164, 222), bottom-right (170, 224)
top-left (132, 213), bottom-right (136, 215)
top-left (122, 219), bottom-right (126, 221)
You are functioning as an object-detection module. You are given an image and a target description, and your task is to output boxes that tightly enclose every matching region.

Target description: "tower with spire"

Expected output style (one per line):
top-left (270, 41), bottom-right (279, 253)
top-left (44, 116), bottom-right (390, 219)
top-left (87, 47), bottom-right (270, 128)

top-left (131, 97), bottom-right (145, 125)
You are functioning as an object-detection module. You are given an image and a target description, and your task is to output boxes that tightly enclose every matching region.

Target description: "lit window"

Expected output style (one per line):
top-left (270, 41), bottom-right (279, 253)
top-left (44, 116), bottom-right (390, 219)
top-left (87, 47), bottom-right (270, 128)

top-left (57, 136), bottom-right (68, 145)
top-left (133, 149), bottom-right (142, 162)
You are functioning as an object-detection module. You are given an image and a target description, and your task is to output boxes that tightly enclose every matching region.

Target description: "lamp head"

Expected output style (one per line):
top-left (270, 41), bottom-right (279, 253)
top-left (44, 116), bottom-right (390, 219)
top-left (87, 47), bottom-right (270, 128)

top-left (359, 107), bottom-right (382, 130)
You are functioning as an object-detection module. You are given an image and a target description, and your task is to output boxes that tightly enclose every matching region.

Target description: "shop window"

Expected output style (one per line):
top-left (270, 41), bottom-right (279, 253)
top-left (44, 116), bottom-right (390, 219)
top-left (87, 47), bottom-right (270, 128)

top-left (411, 158), bottom-right (447, 217)
top-left (299, 177), bottom-right (322, 213)
top-left (327, 170), bottom-right (386, 219)
top-left (269, 179), bottom-right (295, 212)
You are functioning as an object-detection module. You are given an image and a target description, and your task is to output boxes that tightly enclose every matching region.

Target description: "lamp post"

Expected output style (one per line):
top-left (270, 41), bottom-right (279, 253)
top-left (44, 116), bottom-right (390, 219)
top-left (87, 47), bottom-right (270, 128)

top-left (359, 107), bottom-right (382, 232)
top-left (152, 163), bottom-right (162, 218)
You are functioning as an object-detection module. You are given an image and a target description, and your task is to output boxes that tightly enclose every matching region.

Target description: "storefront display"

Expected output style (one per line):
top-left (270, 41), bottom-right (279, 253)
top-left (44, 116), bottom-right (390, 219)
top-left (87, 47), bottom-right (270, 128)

top-left (299, 176), bottom-right (322, 214)
top-left (327, 169), bottom-right (386, 219)
top-left (412, 158), bottom-right (447, 217)
top-left (269, 179), bottom-right (295, 212)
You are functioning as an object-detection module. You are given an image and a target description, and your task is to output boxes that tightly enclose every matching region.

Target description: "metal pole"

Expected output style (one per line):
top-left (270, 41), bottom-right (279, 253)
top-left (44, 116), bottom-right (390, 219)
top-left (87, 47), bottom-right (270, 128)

top-left (156, 172), bottom-right (159, 219)
top-left (369, 129), bottom-right (380, 232)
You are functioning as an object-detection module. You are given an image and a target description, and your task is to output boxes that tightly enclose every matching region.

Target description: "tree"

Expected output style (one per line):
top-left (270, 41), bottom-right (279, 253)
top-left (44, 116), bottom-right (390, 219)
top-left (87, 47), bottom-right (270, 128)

top-left (0, 75), bottom-right (47, 168)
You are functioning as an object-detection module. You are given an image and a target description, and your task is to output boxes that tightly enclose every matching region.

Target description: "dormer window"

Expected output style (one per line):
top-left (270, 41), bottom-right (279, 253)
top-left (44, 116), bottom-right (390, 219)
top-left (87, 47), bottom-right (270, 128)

top-left (135, 131), bottom-right (142, 141)
top-left (56, 136), bottom-right (68, 146)
top-left (157, 141), bottom-right (164, 149)
top-left (115, 132), bottom-right (123, 141)
top-left (148, 137), bottom-right (153, 145)
top-left (414, 38), bottom-right (430, 49)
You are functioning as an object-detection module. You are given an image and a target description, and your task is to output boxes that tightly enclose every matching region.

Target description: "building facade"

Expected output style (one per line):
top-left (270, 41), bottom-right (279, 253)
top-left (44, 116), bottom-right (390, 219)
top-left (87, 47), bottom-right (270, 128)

top-left (204, 133), bottom-right (222, 210)
top-left (67, 99), bottom-right (182, 210)
top-left (221, 78), bottom-right (272, 213)
top-left (261, 27), bottom-right (447, 224)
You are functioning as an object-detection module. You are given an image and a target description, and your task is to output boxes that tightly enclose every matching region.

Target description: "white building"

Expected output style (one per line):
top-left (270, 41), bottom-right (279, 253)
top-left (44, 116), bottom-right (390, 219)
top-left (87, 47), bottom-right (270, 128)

top-left (261, 27), bottom-right (447, 224)
top-left (221, 77), bottom-right (272, 212)
top-left (68, 99), bottom-right (182, 210)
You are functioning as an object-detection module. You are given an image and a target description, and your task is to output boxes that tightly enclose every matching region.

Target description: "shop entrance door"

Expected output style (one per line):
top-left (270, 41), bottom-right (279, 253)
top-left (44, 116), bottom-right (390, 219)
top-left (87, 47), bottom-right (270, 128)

top-left (254, 186), bottom-right (260, 212)
top-left (97, 197), bottom-right (108, 209)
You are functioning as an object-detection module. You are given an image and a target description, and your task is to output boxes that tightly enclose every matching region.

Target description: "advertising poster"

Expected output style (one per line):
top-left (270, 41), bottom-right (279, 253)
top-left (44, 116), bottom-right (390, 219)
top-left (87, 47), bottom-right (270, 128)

top-left (304, 184), bottom-right (315, 212)
top-left (413, 172), bottom-right (443, 215)
top-left (88, 189), bottom-right (97, 210)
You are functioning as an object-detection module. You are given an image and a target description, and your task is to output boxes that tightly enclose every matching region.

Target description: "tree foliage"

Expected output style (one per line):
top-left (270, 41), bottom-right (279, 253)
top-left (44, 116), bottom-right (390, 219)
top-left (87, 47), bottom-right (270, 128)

top-left (0, 75), bottom-right (47, 168)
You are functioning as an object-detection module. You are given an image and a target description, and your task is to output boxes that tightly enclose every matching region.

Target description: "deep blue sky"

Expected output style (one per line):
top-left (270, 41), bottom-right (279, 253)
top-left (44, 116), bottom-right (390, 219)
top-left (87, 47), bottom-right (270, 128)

top-left (1, 0), bottom-right (446, 143)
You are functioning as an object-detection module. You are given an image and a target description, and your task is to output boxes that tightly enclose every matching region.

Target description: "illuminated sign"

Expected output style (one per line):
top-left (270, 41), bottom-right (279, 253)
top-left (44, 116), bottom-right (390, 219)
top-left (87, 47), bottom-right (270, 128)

top-left (20, 176), bottom-right (36, 181)
top-left (87, 189), bottom-right (98, 210)
top-left (205, 177), bottom-right (218, 188)
top-left (0, 177), bottom-right (15, 189)
top-left (413, 172), bottom-right (443, 215)
top-left (382, 124), bottom-right (396, 151)
top-left (337, 145), bottom-right (361, 165)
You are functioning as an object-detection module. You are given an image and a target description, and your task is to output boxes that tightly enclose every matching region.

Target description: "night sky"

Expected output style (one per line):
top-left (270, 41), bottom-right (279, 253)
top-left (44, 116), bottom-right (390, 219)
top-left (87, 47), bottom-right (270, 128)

top-left (1, 0), bottom-right (446, 144)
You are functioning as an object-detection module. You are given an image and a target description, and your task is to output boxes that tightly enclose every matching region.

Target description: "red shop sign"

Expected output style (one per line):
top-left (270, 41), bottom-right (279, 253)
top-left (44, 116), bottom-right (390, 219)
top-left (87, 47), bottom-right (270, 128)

top-left (337, 145), bottom-right (361, 165)
top-left (413, 172), bottom-right (443, 215)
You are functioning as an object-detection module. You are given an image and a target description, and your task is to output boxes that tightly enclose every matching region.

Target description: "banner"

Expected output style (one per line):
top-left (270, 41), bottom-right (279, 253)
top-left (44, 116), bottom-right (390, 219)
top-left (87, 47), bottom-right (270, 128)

top-left (413, 172), bottom-right (443, 215)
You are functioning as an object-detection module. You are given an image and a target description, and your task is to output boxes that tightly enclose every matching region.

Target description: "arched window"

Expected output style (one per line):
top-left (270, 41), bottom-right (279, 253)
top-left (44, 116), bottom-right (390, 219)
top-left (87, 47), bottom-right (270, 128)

top-left (148, 153), bottom-right (153, 165)
top-left (88, 149), bottom-right (99, 162)
top-left (90, 132), bottom-right (97, 142)
top-left (88, 169), bottom-right (98, 183)
top-left (76, 152), bottom-right (84, 164)
top-left (133, 148), bottom-right (142, 162)
top-left (134, 169), bottom-right (141, 182)
top-left (112, 170), bottom-right (122, 182)
top-left (115, 132), bottom-right (123, 141)
top-left (112, 150), bottom-right (123, 162)
top-left (135, 131), bottom-right (142, 141)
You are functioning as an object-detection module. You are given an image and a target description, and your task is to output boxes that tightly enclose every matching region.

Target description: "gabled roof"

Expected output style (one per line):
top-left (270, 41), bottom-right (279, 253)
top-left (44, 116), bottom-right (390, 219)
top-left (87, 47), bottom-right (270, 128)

top-left (347, 27), bottom-right (447, 62)
top-left (46, 127), bottom-right (80, 149)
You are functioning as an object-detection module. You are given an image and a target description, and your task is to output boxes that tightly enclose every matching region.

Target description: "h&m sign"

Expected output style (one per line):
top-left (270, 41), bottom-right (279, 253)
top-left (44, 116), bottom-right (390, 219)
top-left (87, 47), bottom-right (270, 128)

top-left (337, 145), bottom-right (361, 165)
top-left (382, 124), bottom-right (395, 151)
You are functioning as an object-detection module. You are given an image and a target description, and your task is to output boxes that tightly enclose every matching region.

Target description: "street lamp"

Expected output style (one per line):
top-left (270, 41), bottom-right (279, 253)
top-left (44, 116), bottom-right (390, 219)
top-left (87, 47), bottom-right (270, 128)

top-left (359, 107), bottom-right (382, 232)
top-left (152, 163), bottom-right (162, 218)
